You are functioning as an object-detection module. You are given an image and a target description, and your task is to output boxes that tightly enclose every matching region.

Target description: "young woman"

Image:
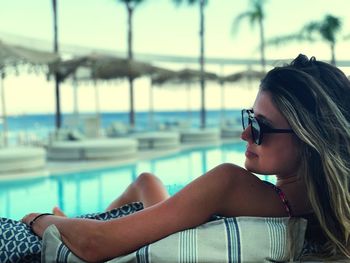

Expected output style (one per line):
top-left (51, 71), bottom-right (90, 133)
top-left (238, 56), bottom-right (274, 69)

top-left (22, 54), bottom-right (350, 262)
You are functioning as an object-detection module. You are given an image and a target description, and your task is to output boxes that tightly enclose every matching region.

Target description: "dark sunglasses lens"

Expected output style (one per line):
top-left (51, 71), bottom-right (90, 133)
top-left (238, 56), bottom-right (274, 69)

top-left (251, 119), bottom-right (260, 144)
top-left (242, 111), bottom-right (250, 129)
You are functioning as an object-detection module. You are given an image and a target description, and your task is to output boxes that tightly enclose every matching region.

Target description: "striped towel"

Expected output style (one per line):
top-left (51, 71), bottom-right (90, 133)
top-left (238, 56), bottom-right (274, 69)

top-left (41, 216), bottom-right (307, 263)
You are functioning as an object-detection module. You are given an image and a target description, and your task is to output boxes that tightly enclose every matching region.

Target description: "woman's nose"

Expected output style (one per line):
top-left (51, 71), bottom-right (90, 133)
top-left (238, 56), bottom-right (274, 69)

top-left (240, 125), bottom-right (252, 142)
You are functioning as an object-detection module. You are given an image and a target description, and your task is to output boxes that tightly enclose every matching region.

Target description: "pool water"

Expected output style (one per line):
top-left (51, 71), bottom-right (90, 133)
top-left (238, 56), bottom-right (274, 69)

top-left (0, 142), bottom-right (273, 219)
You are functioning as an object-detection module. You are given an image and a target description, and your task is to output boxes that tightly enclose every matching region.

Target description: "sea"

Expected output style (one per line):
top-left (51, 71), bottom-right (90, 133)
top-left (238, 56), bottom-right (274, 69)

top-left (1, 109), bottom-right (242, 146)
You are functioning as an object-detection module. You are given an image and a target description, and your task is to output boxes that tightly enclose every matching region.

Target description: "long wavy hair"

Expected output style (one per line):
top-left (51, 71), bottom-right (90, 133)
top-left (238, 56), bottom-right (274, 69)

top-left (260, 54), bottom-right (350, 259)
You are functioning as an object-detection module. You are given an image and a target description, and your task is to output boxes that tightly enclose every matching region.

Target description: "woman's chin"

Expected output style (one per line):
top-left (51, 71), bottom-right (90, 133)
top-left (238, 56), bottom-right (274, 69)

top-left (244, 161), bottom-right (257, 173)
top-left (245, 162), bottom-right (274, 176)
top-left (244, 160), bottom-right (265, 175)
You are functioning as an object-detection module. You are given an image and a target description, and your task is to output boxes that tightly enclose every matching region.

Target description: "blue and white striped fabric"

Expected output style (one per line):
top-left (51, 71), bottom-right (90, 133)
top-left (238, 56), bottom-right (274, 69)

top-left (225, 217), bottom-right (241, 262)
top-left (42, 216), bottom-right (307, 263)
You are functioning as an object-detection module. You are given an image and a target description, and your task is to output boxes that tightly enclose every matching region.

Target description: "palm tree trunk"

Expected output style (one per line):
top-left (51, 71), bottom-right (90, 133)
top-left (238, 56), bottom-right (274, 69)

top-left (128, 77), bottom-right (135, 128)
top-left (126, 4), bottom-right (135, 127)
top-left (199, 0), bottom-right (206, 129)
top-left (94, 79), bottom-right (100, 119)
top-left (220, 82), bottom-right (225, 125)
top-left (127, 4), bottom-right (133, 60)
top-left (330, 42), bottom-right (336, 65)
top-left (0, 72), bottom-right (8, 146)
top-left (186, 83), bottom-right (192, 120)
top-left (149, 83), bottom-right (154, 129)
top-left (53, 0), bottom-right (58, 53)
top-left (52, 0), bottom-right (61, 130)
top-left (72, 73), bottom-right (79, 122)
top-left (258, 16), bottom-right (266, 72)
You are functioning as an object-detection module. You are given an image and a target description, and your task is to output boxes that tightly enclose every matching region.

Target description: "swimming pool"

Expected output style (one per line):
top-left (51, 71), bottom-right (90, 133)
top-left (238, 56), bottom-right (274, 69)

top-left (0, 142), bottom-right (272, 220)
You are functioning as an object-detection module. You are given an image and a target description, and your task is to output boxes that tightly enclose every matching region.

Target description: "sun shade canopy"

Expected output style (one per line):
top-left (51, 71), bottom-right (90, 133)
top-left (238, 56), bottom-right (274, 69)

top-left (0, 39), bottom-right (59, 70)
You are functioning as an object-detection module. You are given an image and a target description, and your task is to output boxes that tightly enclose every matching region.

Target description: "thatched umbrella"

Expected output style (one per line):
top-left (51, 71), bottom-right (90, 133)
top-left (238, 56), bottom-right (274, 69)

top-left (219, 69), bottom-right (265, 123)
top-left (52, 54), bottom-right (166, 130)
top-left (0, 39), bottom-right (59, 146)
top-left (91, 56), bottom-right (156, 80)
top-left (52, 54), bottom-right (159, 81)
top-left (91, 58), bottom-right (172, 130)
top-left (152, 68), bottom-right (217, 85)
top-left (220, 69), bottom-right (265, 83)
top-left (0, 39), bottom-right (59, 66)
top-left (152, 68), bottom-right (218, 128)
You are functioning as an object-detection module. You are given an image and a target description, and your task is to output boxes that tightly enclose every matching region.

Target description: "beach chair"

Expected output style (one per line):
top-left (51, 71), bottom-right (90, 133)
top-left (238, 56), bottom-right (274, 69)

top-left (106, 122), bottom-right (129, 137)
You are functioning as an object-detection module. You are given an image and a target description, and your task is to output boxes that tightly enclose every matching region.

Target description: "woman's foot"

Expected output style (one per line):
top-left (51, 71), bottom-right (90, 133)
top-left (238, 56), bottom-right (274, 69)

top-left (52, 206), bottom-right (67, 217)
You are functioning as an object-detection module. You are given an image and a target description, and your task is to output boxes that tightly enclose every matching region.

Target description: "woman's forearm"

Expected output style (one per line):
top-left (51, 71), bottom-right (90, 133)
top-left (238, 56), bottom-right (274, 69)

top-left (58, 218), bottom-right (106, 262)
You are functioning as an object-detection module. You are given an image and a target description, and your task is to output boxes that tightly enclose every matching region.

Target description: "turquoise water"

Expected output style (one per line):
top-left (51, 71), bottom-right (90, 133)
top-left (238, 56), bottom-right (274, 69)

top-left (3, 110), bottom-right (241, 145)
top-left (0, 142), bottom-right (272, 220)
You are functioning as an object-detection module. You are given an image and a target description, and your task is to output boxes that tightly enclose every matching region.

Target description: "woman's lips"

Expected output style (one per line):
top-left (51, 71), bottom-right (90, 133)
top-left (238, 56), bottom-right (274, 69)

top-left (245, 149), bottom-right (258, 158)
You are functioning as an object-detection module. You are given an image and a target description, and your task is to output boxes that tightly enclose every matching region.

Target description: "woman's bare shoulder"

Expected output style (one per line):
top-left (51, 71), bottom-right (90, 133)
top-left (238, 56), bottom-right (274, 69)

top-left (212, 163), bottom-right (292, 218)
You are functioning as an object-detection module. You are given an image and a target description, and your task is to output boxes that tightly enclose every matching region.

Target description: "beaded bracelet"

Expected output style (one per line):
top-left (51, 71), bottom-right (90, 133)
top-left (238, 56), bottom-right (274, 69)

top-left (29, 213), bottom-right (53, 231)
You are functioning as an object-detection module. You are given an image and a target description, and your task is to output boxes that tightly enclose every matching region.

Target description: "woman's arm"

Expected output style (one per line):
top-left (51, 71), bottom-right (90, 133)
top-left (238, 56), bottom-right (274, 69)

top-left (22, 163), bottom-right (288, 262)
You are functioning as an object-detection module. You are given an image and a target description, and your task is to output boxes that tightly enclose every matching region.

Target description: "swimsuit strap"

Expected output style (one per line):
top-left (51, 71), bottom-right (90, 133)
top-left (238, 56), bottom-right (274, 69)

top-left (263, 181), bottom-right (293, 217)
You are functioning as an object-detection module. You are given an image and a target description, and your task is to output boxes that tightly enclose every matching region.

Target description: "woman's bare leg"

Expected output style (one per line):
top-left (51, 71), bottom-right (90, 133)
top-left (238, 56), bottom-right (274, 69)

top-left (106, 172), bottom-right (169, 210)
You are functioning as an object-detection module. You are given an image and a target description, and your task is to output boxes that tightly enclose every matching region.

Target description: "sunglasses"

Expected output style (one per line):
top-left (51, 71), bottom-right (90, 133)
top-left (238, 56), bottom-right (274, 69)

top-left (241, 109), bottom-right (294, 145)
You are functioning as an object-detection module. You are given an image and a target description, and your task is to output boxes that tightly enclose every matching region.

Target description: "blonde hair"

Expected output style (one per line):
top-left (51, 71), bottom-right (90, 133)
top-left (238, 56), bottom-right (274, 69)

top-left (261, 54), bottom-right (350, 260)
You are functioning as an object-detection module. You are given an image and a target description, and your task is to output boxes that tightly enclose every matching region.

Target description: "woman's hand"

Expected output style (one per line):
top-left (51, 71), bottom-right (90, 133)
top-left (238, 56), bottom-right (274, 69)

top-left (21, 213), bottom-right (41, 226)
top-left (21, 213), bottom-right (102, 261)
top-left (21, 213), bottom-right (55, 237)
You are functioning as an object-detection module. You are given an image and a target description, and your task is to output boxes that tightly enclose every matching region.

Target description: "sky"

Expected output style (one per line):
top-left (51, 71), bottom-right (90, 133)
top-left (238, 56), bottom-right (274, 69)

top-left (1, 0), bottom-right (350, 114)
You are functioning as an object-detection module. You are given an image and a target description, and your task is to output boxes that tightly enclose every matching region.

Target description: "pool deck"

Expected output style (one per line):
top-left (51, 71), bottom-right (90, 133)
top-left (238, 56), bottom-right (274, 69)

top-left (47, 138), bottom-right (241, 175)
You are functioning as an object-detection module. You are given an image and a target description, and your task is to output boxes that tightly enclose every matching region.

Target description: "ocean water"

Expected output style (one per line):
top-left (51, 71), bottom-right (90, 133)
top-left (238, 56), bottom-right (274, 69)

top-left (2, 109), bottom-right (242, 145)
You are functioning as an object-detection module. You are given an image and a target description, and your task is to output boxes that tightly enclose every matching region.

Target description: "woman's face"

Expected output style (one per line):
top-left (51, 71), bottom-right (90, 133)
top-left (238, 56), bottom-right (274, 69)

top-left (241, 90), bottom-right (301, 178)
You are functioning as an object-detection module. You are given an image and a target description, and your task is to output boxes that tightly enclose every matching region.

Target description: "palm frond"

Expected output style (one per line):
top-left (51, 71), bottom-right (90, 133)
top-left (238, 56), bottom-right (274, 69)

top-left (172, 0), bottom-right (207, 6)
top-left (302, 22), bottom-right (320, 34)
top-left (119, 0), bottom-right (144, 3)
top-left (118, 0), bottom-right (144, 8)
top-left (232, 12), bottom-right (253, 35)
top-left (266, 33), bottom-right (303, 46)
top-left (249, 11), bottom-right (260, 27)
top-left (319, 15), bottom-right (342, 43)
top-left (252, 0), bottom-right (264, 19)
top-left (232, 0), bottom-right (265, 35)
top-left (324, 15), bottom-right (341, 30)
top-left (298, 22), bottom-right (322, 42)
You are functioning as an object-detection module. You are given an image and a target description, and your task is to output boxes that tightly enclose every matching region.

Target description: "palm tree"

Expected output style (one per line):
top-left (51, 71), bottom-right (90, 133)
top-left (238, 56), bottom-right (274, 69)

top-left (172, 0), bottom-right (208, 129)
top-left (52, 0), bottom-right (61, 129)
top-left (116, 0), bottom-right (145, 128)
top-left (268, 15), bottom-right (342, 65)
top-left (233, 0), bottom-right (267, 71)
